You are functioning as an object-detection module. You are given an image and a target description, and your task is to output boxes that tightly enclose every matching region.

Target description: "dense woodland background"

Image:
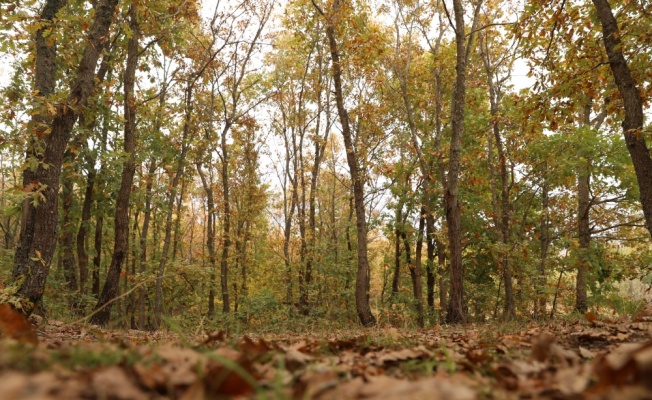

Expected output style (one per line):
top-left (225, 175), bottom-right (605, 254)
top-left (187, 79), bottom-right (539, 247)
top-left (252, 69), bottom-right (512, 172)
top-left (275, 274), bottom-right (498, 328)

top-left (1, 0), bottom-right (651, 331)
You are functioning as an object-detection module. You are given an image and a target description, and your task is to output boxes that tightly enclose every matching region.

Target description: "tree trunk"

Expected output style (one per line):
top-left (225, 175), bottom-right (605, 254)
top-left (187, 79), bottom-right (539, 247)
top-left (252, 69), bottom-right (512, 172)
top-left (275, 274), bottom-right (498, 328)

top-left (219, 123), bottom-right (232, 314)
top-left (92, 214), bottom-right (103, 298)
top-left (76, 53), bottom-right (113, 296)
top-left (172, 180), bottom-right (186, 262)
top-left (60, 163), bottom-right (78, 292)
top-left (536, 170), bottom-right (550, 318)
top-left (153, 83), bottom-right (193, 329)
top-left (303, 51), bottom-right (328, 316)
top-left (592, 0), bottom-right (652, 236)
top-left (129, 210), bottom-right (138, 329)
top-left (413, 211), bottom-right (426, 327)
top-left (89, 4), bottom-right (139, 326)
top-left (12, 0), bottom-right (120, 315)
top-left (575, 103), bottom-right (592, 313)
top-left (392, 205), bottom-right (403, 298)
top-left (323, 0), bottom-right (376, 327)
top-left (138, 158), bottom-right (156, 329)
top-left (283, 182), bottom-right (296, 309)
top-left (77, 166), bottom-right (95, 295)
top-left (436, 236), bottom-right (447, 322)
top-left (479, 35), bottom-right (514, 320)
top-left (425, 215), bottom-right (436, 310)
top-left (197, 163), bottom-right (217, 319)
top-left (444, 0), bottom-right (470, 324)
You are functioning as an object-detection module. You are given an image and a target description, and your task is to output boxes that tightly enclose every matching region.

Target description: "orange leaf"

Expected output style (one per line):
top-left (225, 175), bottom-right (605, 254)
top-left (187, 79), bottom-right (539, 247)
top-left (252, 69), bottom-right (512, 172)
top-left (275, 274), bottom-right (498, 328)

top-left (0, 303), bottom-right (38, 344)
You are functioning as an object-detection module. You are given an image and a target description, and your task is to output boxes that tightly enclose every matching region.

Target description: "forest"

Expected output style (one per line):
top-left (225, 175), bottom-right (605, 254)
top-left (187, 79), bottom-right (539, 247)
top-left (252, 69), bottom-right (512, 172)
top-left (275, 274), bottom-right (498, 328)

top-left (1, 0), bottom-right (652, 398)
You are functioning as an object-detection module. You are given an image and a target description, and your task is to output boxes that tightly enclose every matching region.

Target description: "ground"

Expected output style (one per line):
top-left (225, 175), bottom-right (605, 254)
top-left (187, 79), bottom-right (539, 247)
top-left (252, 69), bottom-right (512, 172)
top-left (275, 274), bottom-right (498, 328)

top-left (1, 307), bottom-right (652, 399)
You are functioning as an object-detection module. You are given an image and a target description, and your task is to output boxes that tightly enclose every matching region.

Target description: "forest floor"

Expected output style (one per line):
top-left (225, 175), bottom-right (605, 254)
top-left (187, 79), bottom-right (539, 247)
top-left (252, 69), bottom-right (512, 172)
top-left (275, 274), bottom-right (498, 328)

top-left (1, 308), bottom-right (652, 399)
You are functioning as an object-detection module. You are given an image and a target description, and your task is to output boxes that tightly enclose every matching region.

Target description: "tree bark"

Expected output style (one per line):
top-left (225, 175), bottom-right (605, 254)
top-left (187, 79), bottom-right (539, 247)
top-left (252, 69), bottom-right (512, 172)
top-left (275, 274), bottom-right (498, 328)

top-left (12, 0), bottom-right (120, 315)
top-left (592, 0), bottom-right (652, 236)
top-left (89, 4), bottom-right (139, 326)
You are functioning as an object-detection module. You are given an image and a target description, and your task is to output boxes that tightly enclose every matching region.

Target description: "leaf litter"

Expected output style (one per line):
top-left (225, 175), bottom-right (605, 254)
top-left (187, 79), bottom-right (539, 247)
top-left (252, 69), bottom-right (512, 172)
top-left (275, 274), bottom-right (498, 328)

top-left (0, 312), bottom-right (652, 399)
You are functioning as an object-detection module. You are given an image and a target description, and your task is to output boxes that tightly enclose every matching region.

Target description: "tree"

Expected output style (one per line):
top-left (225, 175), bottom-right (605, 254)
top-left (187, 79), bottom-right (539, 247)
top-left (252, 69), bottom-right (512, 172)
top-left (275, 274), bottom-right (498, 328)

top-left (90, 3), bottom-right (140, 326)
top-left (12, 0), bottom-right (120, 315)
top-left (479, 29), bottom-right (515, 320)
top-left (443, 0), bottom-right (482, 324)
top-left (314, 0), bottom-right (377, 327)
top-left (591, 0), bottom-right (652, 237)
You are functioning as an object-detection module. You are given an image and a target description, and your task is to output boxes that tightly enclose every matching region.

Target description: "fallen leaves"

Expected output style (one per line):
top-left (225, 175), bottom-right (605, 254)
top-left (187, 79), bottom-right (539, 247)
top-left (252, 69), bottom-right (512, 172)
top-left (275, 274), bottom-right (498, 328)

top-left (0, 318), bottom-right (651, 399)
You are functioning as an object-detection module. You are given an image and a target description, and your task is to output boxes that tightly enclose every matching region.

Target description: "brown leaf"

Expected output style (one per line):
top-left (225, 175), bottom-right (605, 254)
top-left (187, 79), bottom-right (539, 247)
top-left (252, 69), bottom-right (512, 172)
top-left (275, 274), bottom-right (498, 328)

top-left (585, 311), bottom-right (597, 323)
top-left (593, 341), bottom-right (652, 390)
top-left (0, 303), bottom-right (38, 344)
top-left (332, 375), bottom-right (477, 400)
top-left (92, 366), bottom-right (148, 400)
top-left (240, 336), bottom-right (273, 361)
top-left (579, 346), bottom-right (595, 359)
top-left (466, 347), bottom-right (489, 365)
top-left (294, 370), bottom-right (339, 399)
top-left (530, 332), bottom-right (554, 362)
top-left (284, 347), bottom-right (314, 371)
top-left (204, 359), bottom-right (256, 397)
top-left (196, 330), bottom-right (227, 347)
top-left (376, 347), bottom-right (431, 365)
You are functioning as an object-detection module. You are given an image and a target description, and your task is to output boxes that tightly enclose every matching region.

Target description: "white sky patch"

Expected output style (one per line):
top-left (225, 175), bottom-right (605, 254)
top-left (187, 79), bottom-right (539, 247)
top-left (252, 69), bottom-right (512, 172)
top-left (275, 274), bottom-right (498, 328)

top-left (510, 57), bottom-right (535, 92)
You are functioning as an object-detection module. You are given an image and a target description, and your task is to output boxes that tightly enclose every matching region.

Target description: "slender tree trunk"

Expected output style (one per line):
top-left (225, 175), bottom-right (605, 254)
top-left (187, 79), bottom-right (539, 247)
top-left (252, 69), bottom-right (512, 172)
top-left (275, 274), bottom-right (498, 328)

top-left (392, 205), bottom-right (403, 298)
top-left (12, 0), bottom-right (119, 315)
top-left (401, 230), bottom-right (414, 295)
top-left (137, 158), bottom-right (156, 329)
top-left (89, 4), bottom-right (139, 326)
top-left (219, 124), bottom-right (232, 314)
top-left (92, 214), bottom-right (103, 298)
top-left (345, 195), bottom-right (354, 292)
top-left (129, 210), bottom-right (138, 329)
top-left (425, 215), bottom-right (436, 309)
top-left (283, 191), bottom-right (296, 308)
top-left (296, 128), bottom-right (308, 315)
top-left (575, 103), bottom-right (592, 313)
top-left (323, 0), bottom-right (376, 326)
top-left (240, 220), bottom-right (250, 322)
top-left (197, 164), bottom-right (217, 319)
top-left (436, 236), bottom-right (448, 322)
top-left (77, 166), bottom-right (95, 295)
top-left (413, 211), bottom-right (426, 327)
top-left (303, 52), bottom-right (328, 317)
top-left (60, 163), bottom-right (78, 292)
top-left (592, 0), bottom-right (652, 236)
top-left (153, 84), bottom-right (193, 329)
top-left (480, 36), bottom-right (514, 320)
top-left (537, 171), bottom-right (550, 318)
top-left (76, 53), bottom-right (112, 296)
top-left (172, 180), bottom-right (186, 261)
